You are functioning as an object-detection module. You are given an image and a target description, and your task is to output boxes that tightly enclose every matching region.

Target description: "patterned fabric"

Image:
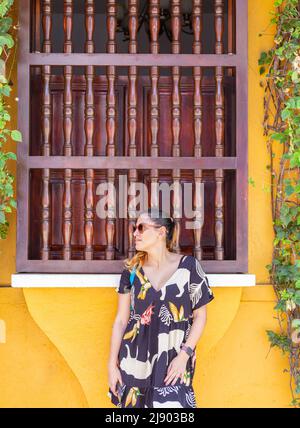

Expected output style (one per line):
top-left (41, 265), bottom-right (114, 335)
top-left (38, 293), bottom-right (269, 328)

top-left (108, 255), bottom-right (214, 408)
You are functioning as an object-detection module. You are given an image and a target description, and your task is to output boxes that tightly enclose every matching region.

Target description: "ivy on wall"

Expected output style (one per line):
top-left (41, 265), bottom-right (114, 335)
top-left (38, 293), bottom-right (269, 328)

top-left (259, 0), bottom-right (300, 408)
top-left (0, 0), bottom-right (21, 240)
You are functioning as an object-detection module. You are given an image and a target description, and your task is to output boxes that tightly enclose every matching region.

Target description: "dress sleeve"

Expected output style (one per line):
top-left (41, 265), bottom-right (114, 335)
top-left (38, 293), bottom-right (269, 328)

top-left (189, 256), bottom-right (214, 310)
top-left (115, 268), bottom-right (132, 294)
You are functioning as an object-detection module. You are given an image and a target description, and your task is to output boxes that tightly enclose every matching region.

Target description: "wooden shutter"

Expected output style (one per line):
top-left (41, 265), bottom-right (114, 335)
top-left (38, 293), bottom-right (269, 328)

top-left (17, 0), bottom-right (248, 273)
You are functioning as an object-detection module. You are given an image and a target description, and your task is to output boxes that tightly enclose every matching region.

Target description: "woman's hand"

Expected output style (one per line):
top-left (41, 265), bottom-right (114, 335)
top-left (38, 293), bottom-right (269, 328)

top-left (108, 362), bottom-right (123, 398)
top-left (164, 351), bottom-right (189, 386)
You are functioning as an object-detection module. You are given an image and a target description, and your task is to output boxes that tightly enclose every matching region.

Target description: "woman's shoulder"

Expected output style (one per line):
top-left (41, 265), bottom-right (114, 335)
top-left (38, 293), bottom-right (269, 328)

top-left (116, 267), bottom-right (133, 294)
top-left (121, 263), bottom-right (137, 275)
top-left (183, 255), bottom-right (206, 273)
top-left (121, 264), bottom-right (140, 286)
top-left (182, 254), bottom-right (196, 266)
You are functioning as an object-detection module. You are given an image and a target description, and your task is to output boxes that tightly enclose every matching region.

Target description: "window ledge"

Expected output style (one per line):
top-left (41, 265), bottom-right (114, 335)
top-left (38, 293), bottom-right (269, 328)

top-left (11, 273), bottom-right (256, 288)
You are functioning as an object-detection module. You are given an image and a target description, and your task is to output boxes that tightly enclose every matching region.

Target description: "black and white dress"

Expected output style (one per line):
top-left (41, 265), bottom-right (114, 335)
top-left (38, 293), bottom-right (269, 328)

top-left (107, 254), bottom-right (214, 408)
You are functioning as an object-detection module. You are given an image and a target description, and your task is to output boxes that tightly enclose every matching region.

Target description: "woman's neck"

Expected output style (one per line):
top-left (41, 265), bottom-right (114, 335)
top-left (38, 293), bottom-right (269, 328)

top-left (144, 248), bottom-right (172, 269)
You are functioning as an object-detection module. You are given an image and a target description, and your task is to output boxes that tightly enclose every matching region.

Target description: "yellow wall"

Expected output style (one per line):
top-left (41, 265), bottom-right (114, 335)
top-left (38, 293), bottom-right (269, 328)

top-left (0, 0), bottom-right (292, 408)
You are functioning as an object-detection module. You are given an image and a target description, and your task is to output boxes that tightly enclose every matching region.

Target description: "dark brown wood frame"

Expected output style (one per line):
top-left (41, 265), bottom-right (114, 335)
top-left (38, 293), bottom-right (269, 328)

top-left (17, 0), bottom-right (248, 274)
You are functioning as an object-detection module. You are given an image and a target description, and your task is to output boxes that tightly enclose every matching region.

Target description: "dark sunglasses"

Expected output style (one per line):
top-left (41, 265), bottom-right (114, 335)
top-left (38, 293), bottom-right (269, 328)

top-left (132, 223), bottom-right (161, 234)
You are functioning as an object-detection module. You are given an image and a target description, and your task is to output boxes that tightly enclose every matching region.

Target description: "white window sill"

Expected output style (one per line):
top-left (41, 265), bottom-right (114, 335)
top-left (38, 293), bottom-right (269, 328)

top-left (11, 273), bottom-right (256, 288)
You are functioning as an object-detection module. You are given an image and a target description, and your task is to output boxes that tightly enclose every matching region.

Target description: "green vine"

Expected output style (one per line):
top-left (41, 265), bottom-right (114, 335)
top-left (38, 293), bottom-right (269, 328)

top-left (0, 0), bottom-right (21, 240)
top-left (259, 0), bottom-right (300, 408)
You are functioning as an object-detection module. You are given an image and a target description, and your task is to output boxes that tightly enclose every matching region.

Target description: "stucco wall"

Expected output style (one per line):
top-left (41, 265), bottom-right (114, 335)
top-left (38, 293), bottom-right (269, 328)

top-left (0, 0), bottom-right (291, 408)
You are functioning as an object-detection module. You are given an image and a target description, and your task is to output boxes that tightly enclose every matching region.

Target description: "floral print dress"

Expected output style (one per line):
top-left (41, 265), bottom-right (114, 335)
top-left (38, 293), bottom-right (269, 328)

top-left (107, 254), bottom-right (214, 408)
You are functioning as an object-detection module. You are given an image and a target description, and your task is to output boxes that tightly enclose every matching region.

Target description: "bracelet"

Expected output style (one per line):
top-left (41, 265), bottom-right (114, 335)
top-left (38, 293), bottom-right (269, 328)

top-left (180, 343), bottom-right (194, 357)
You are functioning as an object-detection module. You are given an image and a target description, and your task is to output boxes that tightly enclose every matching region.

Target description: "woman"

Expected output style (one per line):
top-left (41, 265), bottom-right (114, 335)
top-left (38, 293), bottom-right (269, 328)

top-left (107, 208), bottom-right (214, 408)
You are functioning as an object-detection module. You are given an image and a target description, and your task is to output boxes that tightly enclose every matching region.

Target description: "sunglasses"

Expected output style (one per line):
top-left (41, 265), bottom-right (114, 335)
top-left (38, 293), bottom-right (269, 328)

top-left (132, 223), bottom-right (162, 234)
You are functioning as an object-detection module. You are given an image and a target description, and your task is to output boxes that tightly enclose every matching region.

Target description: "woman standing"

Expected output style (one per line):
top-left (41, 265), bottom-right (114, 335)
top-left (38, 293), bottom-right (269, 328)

top-left (107, 208), bottom-right (214, 408)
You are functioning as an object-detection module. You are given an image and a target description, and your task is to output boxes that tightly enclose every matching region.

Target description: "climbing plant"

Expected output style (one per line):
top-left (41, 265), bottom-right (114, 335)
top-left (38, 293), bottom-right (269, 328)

top-left (0, 0), bottom-right (21, 240)
top-left (259, 0), bottom-right (300, 407)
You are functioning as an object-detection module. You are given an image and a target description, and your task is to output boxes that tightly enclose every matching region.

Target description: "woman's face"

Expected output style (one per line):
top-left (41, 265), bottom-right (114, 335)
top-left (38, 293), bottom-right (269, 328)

top-left (133, 214), bottom-right (165, 251)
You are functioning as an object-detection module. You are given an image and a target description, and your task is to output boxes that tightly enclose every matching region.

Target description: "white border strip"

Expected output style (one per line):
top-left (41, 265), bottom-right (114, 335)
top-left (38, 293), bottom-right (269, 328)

top-left (11, 274), bottom-right (256, 288)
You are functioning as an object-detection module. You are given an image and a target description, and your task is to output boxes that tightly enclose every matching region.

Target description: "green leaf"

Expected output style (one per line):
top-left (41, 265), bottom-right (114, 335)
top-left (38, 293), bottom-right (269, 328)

top-left (6, 151), bottom-right (16, 160)
top-left (2, 85), bottom-right (11, 96)
top-left (9, 199), bottom-right (17, 208)
top-left (285, 185), bottom-right (295, 196)
top-left (248, 177), bottom-right (256, 187)
top-left (11, 130), bottom-right (22, 142)
top-left (0, 58), bottom-right (5, 75)
top-left (258, 52), bottom-right (267, 65)
top-left (274, 300), bottom-right (286, 312)
top-left (266, 330), bottom-right (291, 353)
top-left (292, 319), bottom-right (300, 329)
top-left (281, 109), bottom-right (291, 120)
top-left (287, 97), bottom-right (300, 109)
top-left (0, 210), bottom-right (5, 224)
top-left (259, 66), bottom-right (266, 75)
top-left (271, 133), bottom-right (286, 142)
top-left (0, 34), bottom-right (14, 49)
top-left (295, 294), bottom-right (300, 306)
top-left (0, 16), bottom-right (12, 33)
top-left (0, 0), bottom-right (14, 18)
top-left (291, 152), bottom-right (300, 168)
top-left (292, 71), bottom-right (300, 83)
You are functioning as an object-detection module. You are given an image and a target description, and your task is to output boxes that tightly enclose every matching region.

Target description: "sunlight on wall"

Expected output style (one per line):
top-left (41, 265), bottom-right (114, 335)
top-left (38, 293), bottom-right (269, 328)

top-left (0, 0), bottom-right (292, 408)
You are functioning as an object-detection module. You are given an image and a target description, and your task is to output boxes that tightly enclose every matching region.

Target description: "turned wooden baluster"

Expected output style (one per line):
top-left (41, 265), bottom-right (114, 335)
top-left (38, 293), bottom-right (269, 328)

top-left (63, 0), bottom-right (73, 260)
top-left (192, 0), bottom-right (204, 260)
top-left (84, 0), bottom-right (95, 260)
top-left (127, 0), bottom-right (138, 258)
top-left (106, 0), bottom-right (117, 260)
top-left (214, 0), bottom-right (225, 260)
top-left (171, 0), bottom-right (181, 253)
top-left (227, 0), bottom-right (234, 77)
top-left (149, 0), bottom-right (160, 212)
top-left (41, 0), bottom-right (52, 261)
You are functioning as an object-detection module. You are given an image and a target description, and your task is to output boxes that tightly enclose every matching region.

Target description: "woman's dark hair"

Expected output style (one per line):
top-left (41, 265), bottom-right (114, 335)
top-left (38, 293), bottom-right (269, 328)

top-left (124, 208), bottom-right (178, 271)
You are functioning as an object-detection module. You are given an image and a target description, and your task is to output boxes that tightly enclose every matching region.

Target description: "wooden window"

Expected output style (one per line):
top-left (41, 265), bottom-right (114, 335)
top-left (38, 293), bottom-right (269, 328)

top-left (17, 0), bottom-right (248, 274)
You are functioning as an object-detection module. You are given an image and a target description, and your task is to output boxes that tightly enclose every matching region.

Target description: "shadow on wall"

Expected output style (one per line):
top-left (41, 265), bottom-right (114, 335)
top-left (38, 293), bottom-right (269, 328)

top-left (0, 288), bottom-right (88, 408)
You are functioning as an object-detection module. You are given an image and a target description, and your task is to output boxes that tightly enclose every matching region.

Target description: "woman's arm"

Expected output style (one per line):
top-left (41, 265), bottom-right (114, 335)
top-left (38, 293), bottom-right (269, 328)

top-left (107, 293), bottom-right (131, 368)
top-left (183, 256), bottom-right (214, 354)
top-left (164, 306), bottom-right (208, 385)
top-left (177, 305), bottom-right (207, 360)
